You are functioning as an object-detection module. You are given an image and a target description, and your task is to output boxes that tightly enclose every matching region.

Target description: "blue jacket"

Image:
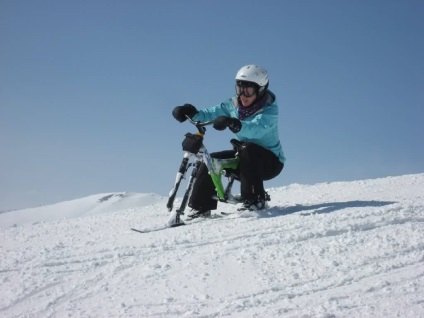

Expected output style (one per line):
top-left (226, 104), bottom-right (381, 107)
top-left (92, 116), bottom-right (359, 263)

top-left (192, 90), bottom-right (286, 163)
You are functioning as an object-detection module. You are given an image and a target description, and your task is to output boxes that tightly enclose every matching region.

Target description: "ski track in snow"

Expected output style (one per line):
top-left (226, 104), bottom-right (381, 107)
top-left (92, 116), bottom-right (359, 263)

top-left (0, 174), bottom-right (423, 317)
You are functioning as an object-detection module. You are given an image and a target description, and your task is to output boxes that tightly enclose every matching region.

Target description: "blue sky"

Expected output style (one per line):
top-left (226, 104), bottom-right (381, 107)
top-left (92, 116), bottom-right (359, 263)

top-left (1, 0), bottom-right (423, 210)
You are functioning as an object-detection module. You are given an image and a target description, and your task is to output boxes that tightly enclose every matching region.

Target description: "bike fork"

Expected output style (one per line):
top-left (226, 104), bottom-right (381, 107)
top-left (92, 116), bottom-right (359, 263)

top-left (172, 159), bottom-right (202, 226)
top-left (167, 153), bottom-right (192, 212)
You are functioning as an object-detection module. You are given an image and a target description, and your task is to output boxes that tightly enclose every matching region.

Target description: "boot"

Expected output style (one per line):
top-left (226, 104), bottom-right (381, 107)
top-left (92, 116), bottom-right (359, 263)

top-left (186, 209), bottom-right (211, 220)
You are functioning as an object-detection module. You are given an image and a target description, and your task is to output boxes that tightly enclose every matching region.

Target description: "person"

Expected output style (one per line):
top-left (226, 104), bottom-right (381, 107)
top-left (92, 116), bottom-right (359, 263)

top-left (172, 65), bottom-right (285, 219)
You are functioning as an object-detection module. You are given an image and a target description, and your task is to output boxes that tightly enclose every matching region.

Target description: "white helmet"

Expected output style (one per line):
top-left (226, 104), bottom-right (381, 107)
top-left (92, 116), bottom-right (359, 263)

top-left (235, 65), bottom-right (269, 87)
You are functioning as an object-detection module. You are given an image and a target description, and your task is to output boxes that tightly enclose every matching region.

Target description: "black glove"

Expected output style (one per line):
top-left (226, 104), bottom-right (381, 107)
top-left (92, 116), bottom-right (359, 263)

top-left (213, 116), bottom-right (242, 133)
top-left (172, 104), bottom-right (198, 122)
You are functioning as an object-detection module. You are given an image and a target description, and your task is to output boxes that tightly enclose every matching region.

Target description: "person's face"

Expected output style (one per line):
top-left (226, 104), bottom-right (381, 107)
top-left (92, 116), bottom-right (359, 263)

top-left (236, 81), bottom-right (257, 107)
top-left (239, 93), bottom-right (257, 107)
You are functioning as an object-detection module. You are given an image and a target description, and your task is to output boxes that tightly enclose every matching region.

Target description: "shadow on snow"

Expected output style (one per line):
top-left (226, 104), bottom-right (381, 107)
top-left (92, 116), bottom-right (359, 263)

top-left (258, 200), bottom-right (397, 218)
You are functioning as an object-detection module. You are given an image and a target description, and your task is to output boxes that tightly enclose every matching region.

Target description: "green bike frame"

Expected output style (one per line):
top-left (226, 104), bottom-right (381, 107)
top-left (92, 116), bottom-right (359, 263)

top-left (202, 147), bottom-right (239, 200)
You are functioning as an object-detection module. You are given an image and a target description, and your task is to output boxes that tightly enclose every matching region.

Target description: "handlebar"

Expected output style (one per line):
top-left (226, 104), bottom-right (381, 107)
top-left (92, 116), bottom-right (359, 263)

top-left (185, 115), bottom-right (214, 134)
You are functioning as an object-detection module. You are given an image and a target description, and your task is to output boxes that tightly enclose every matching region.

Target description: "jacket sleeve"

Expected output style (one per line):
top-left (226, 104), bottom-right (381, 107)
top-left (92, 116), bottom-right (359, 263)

top-left (192, 99), bottom-right (234, 122)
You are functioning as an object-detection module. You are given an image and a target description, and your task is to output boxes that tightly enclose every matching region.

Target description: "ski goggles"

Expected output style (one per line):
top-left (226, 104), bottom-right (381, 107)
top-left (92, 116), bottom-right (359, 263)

top-left (235, 81), bottom-right (258, 98)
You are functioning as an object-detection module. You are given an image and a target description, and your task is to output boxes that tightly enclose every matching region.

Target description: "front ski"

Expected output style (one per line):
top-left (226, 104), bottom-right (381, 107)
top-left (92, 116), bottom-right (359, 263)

top-left (130, 225), bottom-right (170, 233)
top-left (130, 212), bottom-right (237, 234)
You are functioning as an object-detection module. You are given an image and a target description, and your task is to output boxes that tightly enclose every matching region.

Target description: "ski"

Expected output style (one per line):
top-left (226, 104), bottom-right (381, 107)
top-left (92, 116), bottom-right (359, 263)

top-left (130, 218), bottom-right (204, 234)
top-left (130, 225), bottom-right (171, 233)
top-left (131, 212), bottom-right (236, 234)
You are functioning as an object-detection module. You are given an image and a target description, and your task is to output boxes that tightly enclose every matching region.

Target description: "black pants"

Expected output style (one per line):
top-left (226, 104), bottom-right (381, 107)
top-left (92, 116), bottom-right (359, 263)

top-left (189, 142), bottom-right (284, 211)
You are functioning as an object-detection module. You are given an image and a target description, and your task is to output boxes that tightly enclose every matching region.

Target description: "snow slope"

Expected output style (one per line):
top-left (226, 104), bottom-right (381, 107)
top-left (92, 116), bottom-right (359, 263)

top-left (0, 192), bottom-right (165, 229)
top-left (0, 174), bottom-right (423, 317)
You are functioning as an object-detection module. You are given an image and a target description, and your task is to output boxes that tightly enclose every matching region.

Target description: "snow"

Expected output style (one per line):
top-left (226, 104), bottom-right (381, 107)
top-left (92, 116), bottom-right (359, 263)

top-left (0, 192), bottom-right (164, 229)
top-left (1, 174), bottom-right (423, 317)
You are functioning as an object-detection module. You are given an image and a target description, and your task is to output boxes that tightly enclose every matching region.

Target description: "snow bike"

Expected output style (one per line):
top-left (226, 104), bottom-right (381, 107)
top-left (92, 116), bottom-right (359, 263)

top-left (166, 116), bottom-right (243, 227)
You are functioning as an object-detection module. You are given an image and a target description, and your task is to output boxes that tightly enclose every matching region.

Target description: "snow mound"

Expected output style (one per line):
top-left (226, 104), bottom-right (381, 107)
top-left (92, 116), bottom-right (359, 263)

top-left (0, 192), bottom-right (165, 229)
